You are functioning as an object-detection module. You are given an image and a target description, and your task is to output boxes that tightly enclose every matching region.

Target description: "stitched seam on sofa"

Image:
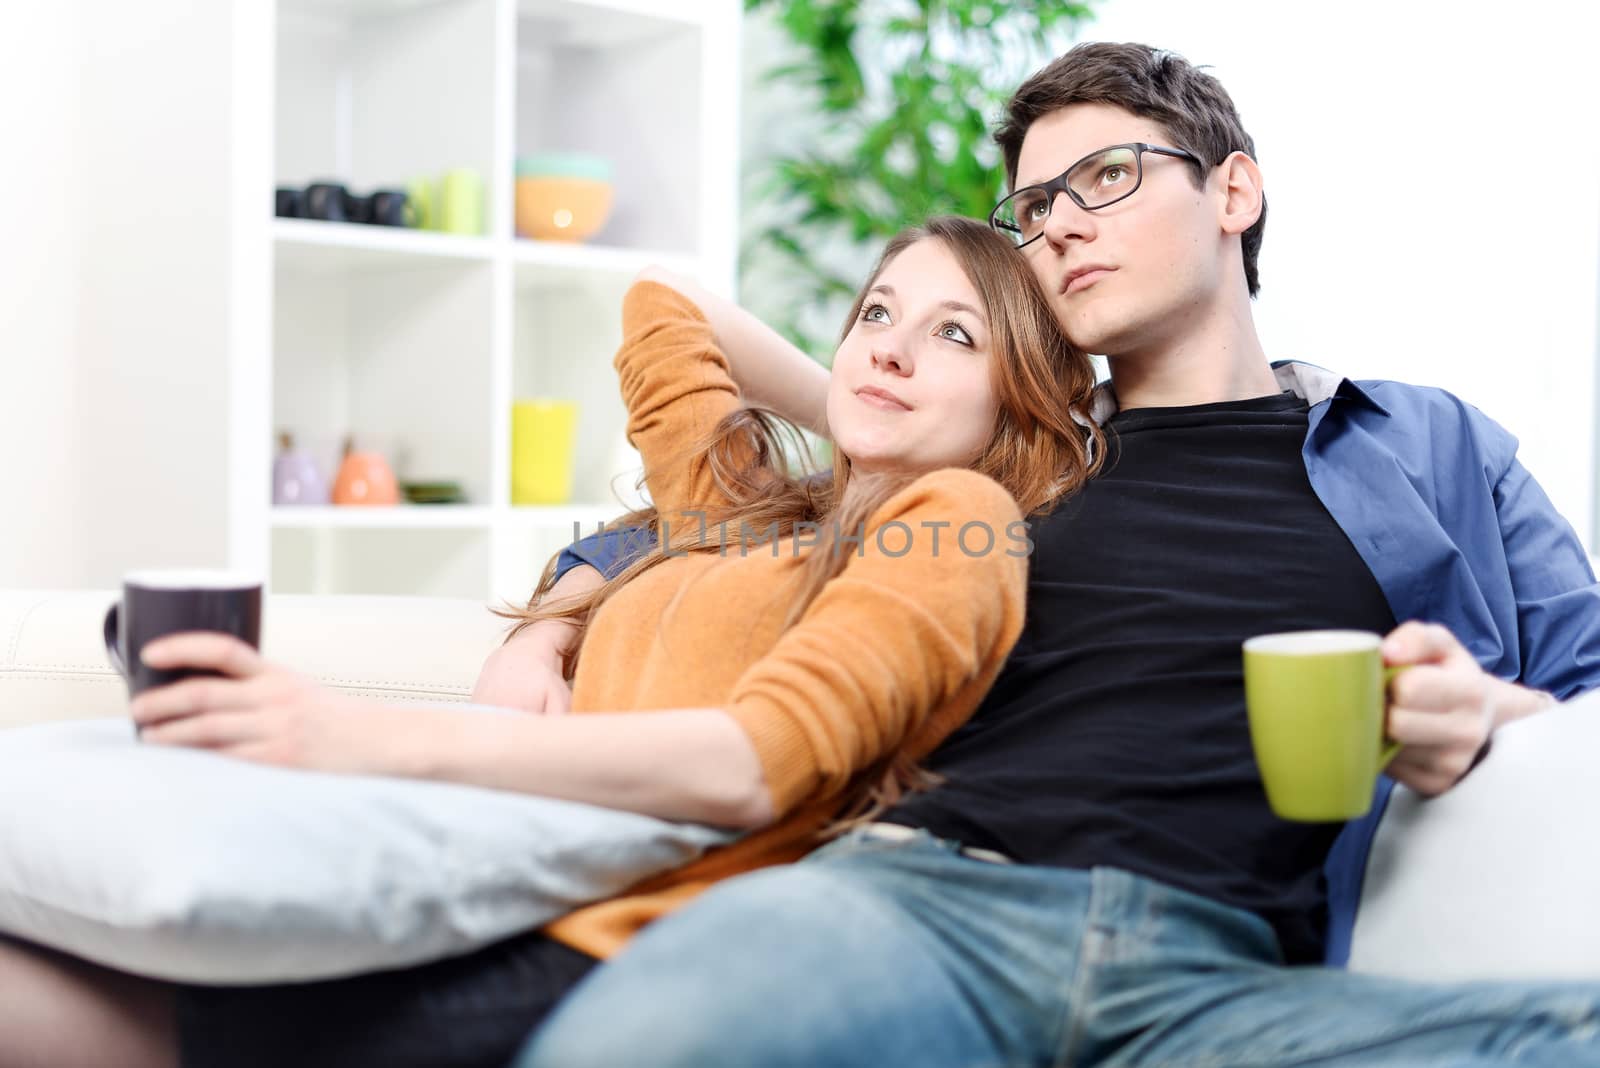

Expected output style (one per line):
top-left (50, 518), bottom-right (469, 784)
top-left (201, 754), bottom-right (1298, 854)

top-left (3, 594), bottom-right (54, 669)
top-left (0, 672), bottom-right (123, 683)
top-left (0, 672), bottom-right (467, 699)
top-left (339, 689), bottom-right (472, 702)
top-left (0, 666), bottom-right (472, 694)
top-left (5, 661), bottom-right (120, 672)
top-left (5, 663), bottom-right (478, 686)
top-left (301, 674), bottom-right (481, 689)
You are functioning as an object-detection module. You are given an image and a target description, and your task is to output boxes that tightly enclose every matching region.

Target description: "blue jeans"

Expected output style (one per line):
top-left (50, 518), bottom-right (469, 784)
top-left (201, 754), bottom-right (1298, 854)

top-left (517, 828), bottom-right (1600, 1068)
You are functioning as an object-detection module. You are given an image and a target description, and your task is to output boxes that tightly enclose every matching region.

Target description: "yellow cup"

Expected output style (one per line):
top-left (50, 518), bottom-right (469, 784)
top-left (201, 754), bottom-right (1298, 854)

top-left (511, 399), bottom-right (579, 505)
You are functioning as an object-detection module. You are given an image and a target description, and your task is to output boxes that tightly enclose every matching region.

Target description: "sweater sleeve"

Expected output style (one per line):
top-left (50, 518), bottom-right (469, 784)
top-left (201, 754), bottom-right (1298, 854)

top-left (615, 280), bottom-right (751, 520)
top-left (725, 467), bottom-right (1029, 816)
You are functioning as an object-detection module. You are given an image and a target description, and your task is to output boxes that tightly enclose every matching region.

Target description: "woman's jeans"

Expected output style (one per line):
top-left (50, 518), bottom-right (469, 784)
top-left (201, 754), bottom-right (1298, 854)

top-left (519, 827), bottom-right (1600, 1068)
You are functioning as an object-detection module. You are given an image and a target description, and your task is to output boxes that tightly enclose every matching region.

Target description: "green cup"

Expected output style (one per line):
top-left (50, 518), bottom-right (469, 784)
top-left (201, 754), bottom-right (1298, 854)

top-left (404, 175), bottom-right (435, 230)
top-left (439, 168), bottom-right (484, 235)
top-left (1243, 630), bottom-right (1404, 822)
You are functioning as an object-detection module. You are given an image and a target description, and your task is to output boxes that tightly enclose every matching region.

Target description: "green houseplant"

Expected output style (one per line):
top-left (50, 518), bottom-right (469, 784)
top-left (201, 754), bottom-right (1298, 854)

top-left (742, 0), bottom-right (1098, 356)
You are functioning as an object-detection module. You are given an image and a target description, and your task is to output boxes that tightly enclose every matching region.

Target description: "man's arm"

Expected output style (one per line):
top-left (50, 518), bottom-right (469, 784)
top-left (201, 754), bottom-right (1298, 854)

top-left (635, 265), bottom-right (831, 436)
top-left (553, 528), bottom-right (655, 584)
top-left (1381, 622), bottom-right (1555, 797)
top-left (1382, 425), bottom-right (1600, 794)
top-left (1490, 454), bottom-right (1600, 697)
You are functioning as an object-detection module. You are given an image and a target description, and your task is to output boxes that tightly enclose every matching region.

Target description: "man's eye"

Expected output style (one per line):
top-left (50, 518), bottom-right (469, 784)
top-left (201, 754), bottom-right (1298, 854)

top-left (1102, 165), bottom-right (1128, 185)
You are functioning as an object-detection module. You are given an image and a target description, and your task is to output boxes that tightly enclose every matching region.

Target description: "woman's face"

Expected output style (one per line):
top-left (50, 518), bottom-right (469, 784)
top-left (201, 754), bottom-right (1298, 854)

top-left (827, 239), bottom-right (1000, 475)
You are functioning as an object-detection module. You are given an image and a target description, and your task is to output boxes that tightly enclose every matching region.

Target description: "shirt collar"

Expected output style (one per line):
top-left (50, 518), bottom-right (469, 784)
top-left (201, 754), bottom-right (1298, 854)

top-left (1268, 360), bottom-right (1390, 416)
top-left (1071, 359), bottom-right (1390, 431)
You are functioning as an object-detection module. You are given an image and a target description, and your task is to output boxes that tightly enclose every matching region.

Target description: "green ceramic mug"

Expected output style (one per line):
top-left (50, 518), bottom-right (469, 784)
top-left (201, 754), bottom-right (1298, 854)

top-left (1243, 630), bottom-right (1405, 821)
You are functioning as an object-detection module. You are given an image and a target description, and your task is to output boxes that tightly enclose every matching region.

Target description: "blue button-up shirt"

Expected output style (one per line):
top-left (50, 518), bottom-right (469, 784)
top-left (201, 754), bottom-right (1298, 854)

top-left (553, 361), bottom-right (1600, 966)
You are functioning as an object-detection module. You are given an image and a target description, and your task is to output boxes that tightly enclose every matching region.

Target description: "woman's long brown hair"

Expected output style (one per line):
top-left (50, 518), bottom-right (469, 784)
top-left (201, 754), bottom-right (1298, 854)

top-left (493, 215), bottom-right (1103, 826)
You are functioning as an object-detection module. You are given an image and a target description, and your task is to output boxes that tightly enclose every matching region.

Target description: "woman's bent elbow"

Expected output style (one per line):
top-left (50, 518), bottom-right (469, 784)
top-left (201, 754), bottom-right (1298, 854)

top-left (633, 264), bottom-right (679, 291)
top-left (718, 777), bottom-right (776, 831)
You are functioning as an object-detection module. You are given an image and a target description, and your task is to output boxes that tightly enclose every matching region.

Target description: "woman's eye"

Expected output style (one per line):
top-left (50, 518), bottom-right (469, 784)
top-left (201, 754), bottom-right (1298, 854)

top-left (1102, 165), bottom-right (1128, 186)
top-left (938, 322), bottom-right (973, 346)
top-left (862, 304), bottom-right (890, 323)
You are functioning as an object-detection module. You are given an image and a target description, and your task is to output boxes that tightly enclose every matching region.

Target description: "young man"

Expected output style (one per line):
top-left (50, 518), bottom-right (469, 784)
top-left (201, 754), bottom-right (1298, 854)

top-left (501, 42), bottom-right (1600, 1067)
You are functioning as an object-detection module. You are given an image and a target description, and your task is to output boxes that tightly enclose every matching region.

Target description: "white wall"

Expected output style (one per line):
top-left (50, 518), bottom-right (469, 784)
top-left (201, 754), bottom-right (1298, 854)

top-left (7, 2), bottom-right (1596, 591)
top-left (1078, 0), bottom-right (1600, 541)
top-left (0, 0), bottom-right (237, 588)
top-left (0, 4), bottom-right (87, 586)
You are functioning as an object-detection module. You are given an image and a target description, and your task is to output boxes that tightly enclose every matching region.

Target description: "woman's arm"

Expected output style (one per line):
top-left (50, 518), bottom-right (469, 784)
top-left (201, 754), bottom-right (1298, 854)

top-left (397, 704), bottom-right (774, 828)
top-left (635, 266), bottom-right (830, 436)
top-left (470, 563), bottom-right (603, 713)
top-left (616, 281), bottom-right (745, 518)
top-left (131, 632), bottom-right (774, 830)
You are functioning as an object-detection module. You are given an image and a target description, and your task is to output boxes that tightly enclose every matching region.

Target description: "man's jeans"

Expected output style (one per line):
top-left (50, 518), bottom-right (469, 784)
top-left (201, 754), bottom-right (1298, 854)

top-left (518, 827), bottom-right (1600, 1068)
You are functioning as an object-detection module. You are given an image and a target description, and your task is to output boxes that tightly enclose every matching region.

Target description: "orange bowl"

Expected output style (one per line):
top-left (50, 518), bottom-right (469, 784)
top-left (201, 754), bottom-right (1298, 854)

top-left (515, 176), bottom-right (613, 243)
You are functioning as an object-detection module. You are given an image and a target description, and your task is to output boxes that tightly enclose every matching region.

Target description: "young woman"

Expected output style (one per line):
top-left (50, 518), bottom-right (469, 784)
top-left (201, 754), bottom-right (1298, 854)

top-left (0, 216), bottom-right (1103, 1068)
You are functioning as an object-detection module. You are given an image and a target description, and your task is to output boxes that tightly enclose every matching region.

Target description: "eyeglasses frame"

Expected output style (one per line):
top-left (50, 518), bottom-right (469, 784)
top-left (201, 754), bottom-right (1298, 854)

top-left (989, 142), bottom-right (1203, 249)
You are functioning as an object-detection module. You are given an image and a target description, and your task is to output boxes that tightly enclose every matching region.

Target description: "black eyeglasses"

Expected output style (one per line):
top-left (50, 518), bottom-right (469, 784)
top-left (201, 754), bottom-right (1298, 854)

top-left (989, 142), bottom-right (1201, 249)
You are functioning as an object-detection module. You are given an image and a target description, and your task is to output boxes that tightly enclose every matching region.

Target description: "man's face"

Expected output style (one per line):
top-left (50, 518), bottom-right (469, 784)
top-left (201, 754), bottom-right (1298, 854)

top-left (1013, 103), bottom-right (1225, 358)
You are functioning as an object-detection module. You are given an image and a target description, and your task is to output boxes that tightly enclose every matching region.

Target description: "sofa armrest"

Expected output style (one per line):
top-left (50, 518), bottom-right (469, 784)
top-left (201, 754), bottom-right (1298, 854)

top-left (0, 590), bottom-right (512, 730)
top-left (1349, 690), bottom-right (1600, 979)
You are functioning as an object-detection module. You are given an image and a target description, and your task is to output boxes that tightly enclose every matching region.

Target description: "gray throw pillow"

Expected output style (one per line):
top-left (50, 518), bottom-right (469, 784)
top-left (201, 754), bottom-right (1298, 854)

top-left (0, 714), bottom-right (737, 984)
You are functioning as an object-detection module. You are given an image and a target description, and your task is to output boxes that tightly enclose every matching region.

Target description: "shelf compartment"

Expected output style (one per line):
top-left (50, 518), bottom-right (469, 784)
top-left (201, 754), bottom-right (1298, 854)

top-left (517, 0), bottom-right (710, 39)
top-left (272, 506), bottom-right (495, 529)
top-left (501, 503), bottom-right (630, 529)
top-left (512, 239), bottom-right (701, 279)
top-left (272, 526), bottom-right (492, 598)
top-left (513, 2), bottom-right (703, 255)
top-left (488, 516), bottom-right (636, 610)
top-left (274, 258), bottom-right (494, 508)
top-left (510, 271), bottom-right (651, 516)
top-left (276, 0), bottom-right (499, 233)
top-left (269, 504), bottom-right (628, 530)
top-left (275, 219), bottom-right (494, 274)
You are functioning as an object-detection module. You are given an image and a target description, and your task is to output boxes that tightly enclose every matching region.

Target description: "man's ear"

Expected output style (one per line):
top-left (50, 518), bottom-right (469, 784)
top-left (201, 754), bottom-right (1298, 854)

top-left (1216, 151), bottom-right (1264, 236)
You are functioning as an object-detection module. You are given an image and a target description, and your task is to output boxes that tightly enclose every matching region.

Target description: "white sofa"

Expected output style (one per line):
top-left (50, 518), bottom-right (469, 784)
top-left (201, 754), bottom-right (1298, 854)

top-left (2, 589), bottom-right (1596, 982)
top-left (0, 590), bottom-right (505, 729)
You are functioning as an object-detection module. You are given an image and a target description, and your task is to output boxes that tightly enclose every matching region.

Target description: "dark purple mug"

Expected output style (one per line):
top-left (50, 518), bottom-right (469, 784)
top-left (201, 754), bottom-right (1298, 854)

top-left (343, 191), bottom-right (374, 225)
top-left (103, 570), bottom-right (263, 700)
top-left (302, 182), bottom-right (349, 222)
top-left (275, 187), bottom-right (303, 218)
top-left (368, 189), bottom-right (410, 227)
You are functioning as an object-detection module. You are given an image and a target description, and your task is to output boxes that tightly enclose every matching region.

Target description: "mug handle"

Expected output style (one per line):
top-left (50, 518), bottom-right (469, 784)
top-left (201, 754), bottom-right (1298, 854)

top-left (103, 601), bottom-right (127, 678)
top-left (1378, 664), bottom-right (1409, 767)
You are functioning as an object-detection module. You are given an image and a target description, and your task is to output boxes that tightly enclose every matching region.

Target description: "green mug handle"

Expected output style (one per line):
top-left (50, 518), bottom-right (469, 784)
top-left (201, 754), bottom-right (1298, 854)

top-left (1379, 663), bottom-right (1408, 767)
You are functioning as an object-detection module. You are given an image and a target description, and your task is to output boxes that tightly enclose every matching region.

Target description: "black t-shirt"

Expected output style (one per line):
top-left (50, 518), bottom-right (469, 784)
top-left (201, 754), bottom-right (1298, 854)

top-left (885, 391), bottom-right (1397, 963)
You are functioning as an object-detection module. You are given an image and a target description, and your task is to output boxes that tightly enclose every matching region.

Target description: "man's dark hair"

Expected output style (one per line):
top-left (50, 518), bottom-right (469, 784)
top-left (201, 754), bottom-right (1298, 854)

top-left (996, 42), bottom-right (1267, 297)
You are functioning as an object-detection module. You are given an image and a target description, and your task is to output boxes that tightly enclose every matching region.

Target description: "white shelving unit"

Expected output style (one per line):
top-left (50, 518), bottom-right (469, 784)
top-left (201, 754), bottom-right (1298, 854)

top-left (233, 0), bottom-right (742, 607)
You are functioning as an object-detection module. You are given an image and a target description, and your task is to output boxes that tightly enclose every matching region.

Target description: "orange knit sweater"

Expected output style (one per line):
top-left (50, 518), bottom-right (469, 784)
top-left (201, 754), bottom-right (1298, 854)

top-left (541, 281), bottom-right (1028, 960)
